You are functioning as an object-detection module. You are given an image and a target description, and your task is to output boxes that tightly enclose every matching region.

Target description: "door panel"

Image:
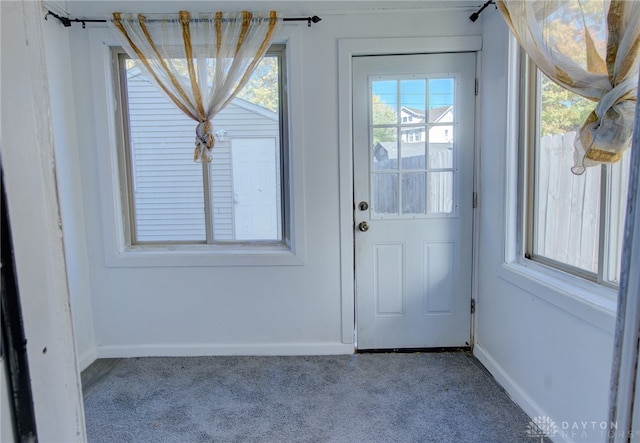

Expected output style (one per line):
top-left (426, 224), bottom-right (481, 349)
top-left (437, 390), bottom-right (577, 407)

top-left (354, 53), bottom-right (476, 350)
top-left (374, 243), bottom-right (405, 317)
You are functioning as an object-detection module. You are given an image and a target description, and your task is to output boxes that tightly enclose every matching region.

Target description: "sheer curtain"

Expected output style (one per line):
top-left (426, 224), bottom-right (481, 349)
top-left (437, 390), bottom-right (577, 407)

top-left (497, 0), bottom-right (640, 174)
top-left (109, 10), bottom-right (281, 162)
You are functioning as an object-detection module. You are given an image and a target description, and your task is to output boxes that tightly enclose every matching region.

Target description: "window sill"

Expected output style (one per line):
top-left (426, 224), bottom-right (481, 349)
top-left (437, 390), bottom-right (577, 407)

top-left (497, 259), bottom-right (617, 334)
top-left (105, 242), bottom-right (305, 267)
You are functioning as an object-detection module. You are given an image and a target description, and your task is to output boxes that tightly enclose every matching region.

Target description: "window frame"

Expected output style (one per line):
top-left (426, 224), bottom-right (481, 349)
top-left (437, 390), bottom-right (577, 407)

top-left (520, 54), bottom-right (628, 289)
top-left (113, 45), bottom-right (292, 249)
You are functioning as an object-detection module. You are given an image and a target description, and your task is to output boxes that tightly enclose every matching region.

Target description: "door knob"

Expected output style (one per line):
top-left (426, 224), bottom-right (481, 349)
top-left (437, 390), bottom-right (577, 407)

top-left (358, 221), bottom-right (369, 232)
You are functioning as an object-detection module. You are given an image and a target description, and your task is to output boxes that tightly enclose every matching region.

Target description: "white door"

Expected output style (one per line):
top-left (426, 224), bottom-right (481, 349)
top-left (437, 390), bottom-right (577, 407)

top-left (232, 137), bottom-right (279, 240)
top-left (353, 53), bottom-right (476, 350)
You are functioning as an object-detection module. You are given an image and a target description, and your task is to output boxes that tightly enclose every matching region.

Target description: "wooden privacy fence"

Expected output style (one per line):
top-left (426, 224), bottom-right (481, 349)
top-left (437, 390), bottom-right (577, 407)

top-left (535, 131), bottom-right (600, 273)
top-left (372, 145), bottom-right (453, 215)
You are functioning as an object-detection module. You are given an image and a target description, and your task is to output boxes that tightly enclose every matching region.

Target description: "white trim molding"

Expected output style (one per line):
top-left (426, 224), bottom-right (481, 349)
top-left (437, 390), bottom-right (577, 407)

top-left (77, 348), bottom-right (98, 373)
top-left (87, 26), bottom-right (307, 268)
top-left (96, 343), bottom-right (354, 358)
top-left (474, 344), bottom-right (577, 443)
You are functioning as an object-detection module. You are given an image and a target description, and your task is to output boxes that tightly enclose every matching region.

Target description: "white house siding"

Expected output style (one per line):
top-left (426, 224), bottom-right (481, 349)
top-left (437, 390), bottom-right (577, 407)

top-left (127, 76), bottom-right (206, 242)
top-left (429, 109), bottom-right (454, 143)
top-left (127, 73), bottom-right (279, 242)
top-left (400, 107), bottom-right (453, 143)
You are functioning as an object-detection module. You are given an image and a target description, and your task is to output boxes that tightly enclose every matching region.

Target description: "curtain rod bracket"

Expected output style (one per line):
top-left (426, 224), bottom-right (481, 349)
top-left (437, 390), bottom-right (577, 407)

top-left (45, 10), bottom-right (71, 27)
top-left (469, 0), bottom-right (495, 22)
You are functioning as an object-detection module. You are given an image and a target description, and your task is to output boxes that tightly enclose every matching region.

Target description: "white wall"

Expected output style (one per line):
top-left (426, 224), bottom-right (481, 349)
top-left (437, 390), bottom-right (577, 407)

top-left (57, 5), bottom-right (481, 358)
top-left (474, 11), bottom-right (616, 442)
top-left (42, 17), bottom-right (97, 372)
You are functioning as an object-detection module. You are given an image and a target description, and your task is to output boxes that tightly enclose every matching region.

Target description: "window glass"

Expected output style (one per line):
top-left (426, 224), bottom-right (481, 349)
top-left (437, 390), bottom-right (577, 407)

top-left (118, 48), bottom-right (286, 245)
top-left (125, 60), bottom-right (207, 243)
top-left (527, 68), bottom-right (630, 284)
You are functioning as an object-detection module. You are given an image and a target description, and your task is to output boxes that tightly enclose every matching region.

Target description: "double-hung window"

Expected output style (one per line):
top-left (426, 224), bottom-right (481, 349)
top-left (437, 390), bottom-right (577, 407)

top-left (522, 57), bottom-right (631, 286)
top-left (114, 45), bottom-right (290, 248)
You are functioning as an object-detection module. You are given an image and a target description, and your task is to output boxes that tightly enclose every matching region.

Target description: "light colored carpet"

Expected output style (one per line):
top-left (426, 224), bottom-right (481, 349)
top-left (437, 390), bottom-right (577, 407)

top-left (82, 352), bottom-right (539, 442)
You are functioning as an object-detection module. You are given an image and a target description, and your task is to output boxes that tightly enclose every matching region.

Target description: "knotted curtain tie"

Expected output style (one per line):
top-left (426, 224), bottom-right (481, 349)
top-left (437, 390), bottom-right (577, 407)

top-left (194, 120), bottom-right (215, 163)
top-left (573, 77), bottom-right (637, 174)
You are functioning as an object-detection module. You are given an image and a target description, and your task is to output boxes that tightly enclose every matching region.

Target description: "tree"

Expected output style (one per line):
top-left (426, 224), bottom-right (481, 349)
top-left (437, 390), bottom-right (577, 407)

top-left (540, 75), bottom-right (595, 135)
top-left (128, 55), bottom-right (281, 114)
top-left (538, 1), bottom-right (604, 136)
top-left (236, 56), bottom-right (279, 112)
top-left (371, 95), bottom-right (397, 146)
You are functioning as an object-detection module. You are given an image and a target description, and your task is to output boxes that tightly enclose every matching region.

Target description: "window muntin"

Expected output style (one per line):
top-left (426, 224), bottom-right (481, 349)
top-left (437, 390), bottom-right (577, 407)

top-left (525, 63), bottom-right (631, 286)
top-left (370, 76), bottom-right (456, 218)
top-left (115, 46), bottom-right (288, 246)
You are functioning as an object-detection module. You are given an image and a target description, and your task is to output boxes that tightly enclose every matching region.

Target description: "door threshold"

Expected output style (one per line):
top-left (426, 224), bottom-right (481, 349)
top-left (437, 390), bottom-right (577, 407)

top-left (356, 346), bottom-right (471, 354)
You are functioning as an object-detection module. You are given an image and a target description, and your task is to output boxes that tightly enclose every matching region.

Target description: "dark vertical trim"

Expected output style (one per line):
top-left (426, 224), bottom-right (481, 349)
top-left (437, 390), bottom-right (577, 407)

top-left (1, 168), bottom-right (38, 442)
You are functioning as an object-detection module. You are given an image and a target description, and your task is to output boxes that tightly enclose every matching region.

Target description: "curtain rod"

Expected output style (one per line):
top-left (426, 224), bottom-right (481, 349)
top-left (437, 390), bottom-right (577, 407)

top-left (44, 10), bottom-right (322, 29)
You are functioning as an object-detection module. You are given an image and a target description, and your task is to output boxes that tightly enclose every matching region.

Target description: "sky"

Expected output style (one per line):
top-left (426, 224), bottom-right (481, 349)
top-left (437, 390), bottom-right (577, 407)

top-left (372, 77), bottom-right (454, 111)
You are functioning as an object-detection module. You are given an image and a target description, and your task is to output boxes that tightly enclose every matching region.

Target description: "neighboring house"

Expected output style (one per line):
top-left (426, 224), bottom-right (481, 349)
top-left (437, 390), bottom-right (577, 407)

top-left (374, 105), bottom-right (453, 166)
top-left (399, 105), bottom-right (453, 143)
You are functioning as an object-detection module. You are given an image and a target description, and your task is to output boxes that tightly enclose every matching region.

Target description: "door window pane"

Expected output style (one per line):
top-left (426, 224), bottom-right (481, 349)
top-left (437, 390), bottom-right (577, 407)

top-left (428, 78), bottom-right (454, 120)
top-left (429, 143), bottom-right (453, 169)
top-left (373, 174), bottom-right (399, 215)
top-left (373, 128), bottom-right (398, 171)
top-left (401, 79), bottom-right (425, 114)
top-left (372, 80), bottom-right (398, 125)
top-left (427, 78), bottom-right (454, 169)
top-left (428, 172), bottom-right (453, 214)
top-left (402, 173), bottom-right (426, 214)
top-left (400, 138), bottom-right (426, 169)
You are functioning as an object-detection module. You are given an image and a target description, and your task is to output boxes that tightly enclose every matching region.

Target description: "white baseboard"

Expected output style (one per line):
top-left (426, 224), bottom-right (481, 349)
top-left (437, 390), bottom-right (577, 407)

top-left (95, 342), bottom-right (355, 359)
top-left (474, 343), bottom-right (575, 443)
top-left (77, 347), bottom-right (97, 372)
top-left (474, 343), bottom-right (546, 417)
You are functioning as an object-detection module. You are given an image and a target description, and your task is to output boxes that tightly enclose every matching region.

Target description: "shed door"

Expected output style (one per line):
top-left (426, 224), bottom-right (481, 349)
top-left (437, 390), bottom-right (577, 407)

top-left (232, 137), bottom-right (279, 240)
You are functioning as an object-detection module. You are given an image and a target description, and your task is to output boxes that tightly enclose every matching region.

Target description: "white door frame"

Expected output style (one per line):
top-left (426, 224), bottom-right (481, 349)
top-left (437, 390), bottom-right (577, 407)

top-left (1, 1), bottom-right (86, 440)
top-left (337, 36), bottom-right (483, 345)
